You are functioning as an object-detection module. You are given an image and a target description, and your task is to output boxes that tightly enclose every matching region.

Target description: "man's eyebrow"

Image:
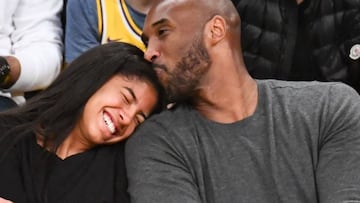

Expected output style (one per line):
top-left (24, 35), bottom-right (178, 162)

top-left (141, 18), bottom-right (169, 45)
top-left (151, 18), bottom-right (168, 27)
top-left (123, 87), bottom-right (147, 119)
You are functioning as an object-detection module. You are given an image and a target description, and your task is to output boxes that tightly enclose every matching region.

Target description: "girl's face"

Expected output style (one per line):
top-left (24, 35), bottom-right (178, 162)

top-left (71, 75), bottom-right (158, 147)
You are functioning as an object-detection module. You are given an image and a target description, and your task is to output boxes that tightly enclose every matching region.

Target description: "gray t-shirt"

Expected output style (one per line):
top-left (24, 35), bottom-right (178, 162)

top-left (126, 80), bottom-right (360, 203)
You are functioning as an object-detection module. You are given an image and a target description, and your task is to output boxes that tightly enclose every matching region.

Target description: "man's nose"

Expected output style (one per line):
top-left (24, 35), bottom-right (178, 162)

top-left (144, 46), bottom-right (160, 62)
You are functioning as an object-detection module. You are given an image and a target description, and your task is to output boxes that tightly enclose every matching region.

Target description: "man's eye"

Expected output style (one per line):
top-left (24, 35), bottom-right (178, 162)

top-left (158, 29), bottom-right (167, 36)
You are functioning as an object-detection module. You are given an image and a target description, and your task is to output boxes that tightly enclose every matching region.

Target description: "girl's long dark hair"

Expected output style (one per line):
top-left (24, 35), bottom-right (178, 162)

top-left (0, 42), bottom-right (164, 160)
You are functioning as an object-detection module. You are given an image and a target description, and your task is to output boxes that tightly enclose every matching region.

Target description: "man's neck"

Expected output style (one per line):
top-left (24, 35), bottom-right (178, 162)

top-left (194, 73), bottom-right (258, 124)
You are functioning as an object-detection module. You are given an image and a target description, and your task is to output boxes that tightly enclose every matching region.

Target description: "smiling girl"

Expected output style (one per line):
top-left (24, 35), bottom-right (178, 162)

top-left (0, 42), bottom-right (164, 203)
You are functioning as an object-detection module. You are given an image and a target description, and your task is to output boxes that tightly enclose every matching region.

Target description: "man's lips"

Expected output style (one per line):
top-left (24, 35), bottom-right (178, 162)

top-left (152, 63), bottom-right (167, 72)
top-left (153, 64), bottom-right (168, 80)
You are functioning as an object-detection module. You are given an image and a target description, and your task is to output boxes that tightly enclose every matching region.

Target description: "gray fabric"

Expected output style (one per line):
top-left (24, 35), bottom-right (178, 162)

top-left (126, 80), bottom-right (360, 203)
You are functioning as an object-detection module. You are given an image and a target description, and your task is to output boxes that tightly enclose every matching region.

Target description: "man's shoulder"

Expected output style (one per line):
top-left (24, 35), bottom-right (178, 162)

top-left (258, 79), bottom-right (356, 96)
top-left (145, 105), bottom-right (195, 127)
top-left (129, 105), bottom-right (198, 142)
top-left (258, 80), bottom-right (359, 110)
top-left (127, 105), bottom-right (197, 151)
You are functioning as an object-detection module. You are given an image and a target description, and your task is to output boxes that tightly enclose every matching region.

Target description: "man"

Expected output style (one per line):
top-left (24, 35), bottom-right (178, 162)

top-left (125, 0), bottom-right (360, 202)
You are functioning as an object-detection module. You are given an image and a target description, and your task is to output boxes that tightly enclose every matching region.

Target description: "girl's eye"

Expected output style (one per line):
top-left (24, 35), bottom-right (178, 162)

top-left (134, 118), bottom-right (140, 126)
top-left (134, 115), bottom-right (145, 126)
top-left (122, 94), bottom-right (130, 104)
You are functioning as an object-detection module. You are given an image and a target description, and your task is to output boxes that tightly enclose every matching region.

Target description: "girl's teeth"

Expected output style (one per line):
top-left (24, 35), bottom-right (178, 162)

top-left (103, 113), bottom-right (115, 134)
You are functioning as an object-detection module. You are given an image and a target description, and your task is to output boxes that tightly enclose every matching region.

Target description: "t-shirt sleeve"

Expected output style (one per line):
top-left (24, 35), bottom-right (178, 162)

top-left (316, 83), bottom-right (360, 202)
top-left (125, 121), bottom-right (202, 203)
top-left (64, 0), bottom-right (100, 64)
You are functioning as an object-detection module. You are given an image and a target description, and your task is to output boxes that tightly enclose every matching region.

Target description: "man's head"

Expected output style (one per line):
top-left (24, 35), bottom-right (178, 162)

top-left (142, 0), bottom-right (241, 104)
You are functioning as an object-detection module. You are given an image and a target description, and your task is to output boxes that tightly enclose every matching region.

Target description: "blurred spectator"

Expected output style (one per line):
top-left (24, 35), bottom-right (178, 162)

top-left (65, 0), bottom-right (152, 64)
top-left (0, 0), bottom-right (63, 111)
top-left (231, 0), bottom-right (360, 93)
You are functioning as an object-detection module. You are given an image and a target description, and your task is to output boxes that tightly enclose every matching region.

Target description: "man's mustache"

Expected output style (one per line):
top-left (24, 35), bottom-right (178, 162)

top-left (152, 63), bottom-right (168, 72)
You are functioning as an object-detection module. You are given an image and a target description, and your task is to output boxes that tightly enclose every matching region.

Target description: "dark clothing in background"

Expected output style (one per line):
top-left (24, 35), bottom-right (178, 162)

top-left (0, 96), bottom-right (17, 111)
top-left (232, 0), bottom-right (360, 92)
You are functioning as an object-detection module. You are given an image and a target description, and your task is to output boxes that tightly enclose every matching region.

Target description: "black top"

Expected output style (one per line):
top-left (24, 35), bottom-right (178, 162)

top-left (0, 134), bottom-right (129, 203)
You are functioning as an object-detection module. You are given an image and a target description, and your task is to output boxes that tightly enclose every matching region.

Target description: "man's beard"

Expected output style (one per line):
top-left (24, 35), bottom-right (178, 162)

top-left (166, 37), bottom-right (211, 104)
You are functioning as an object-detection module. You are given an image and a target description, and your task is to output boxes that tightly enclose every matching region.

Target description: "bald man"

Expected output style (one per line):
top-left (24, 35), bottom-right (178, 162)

top-left (125, 0), bottom-right (360, 202)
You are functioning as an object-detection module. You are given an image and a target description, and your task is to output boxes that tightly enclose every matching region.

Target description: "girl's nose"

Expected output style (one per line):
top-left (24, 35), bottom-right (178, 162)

top-left (119, 106), bottom-right (137, 125)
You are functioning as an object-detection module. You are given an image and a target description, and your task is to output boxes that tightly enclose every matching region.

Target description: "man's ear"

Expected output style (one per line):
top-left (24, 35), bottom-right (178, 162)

top-left (205, 15), bottom-right (226, 45)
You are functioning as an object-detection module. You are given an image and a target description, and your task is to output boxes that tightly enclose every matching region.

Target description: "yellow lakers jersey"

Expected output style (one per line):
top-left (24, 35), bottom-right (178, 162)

top-left (96, 0), bottom-right (145, 51)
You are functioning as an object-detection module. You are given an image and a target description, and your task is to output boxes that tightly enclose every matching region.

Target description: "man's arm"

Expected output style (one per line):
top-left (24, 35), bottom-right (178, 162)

top-left (125, 121), bottom-right (202, 203)
top-left (7, 0), bottom-right (63, 92)
top-left (65, 0), bottom-right (100, 64)
top-left (316, 84), bottom-right (360, 202)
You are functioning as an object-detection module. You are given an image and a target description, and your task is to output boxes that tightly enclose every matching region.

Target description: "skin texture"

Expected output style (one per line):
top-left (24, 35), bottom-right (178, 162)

top-left (0, 197), bottom-right (12, 203)
top-left (126, 0), bottom-right (154, 14)
top-left (142, 0), bottom-right (258, 123)
top-left (55, 75), bottom-right (158, 159)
